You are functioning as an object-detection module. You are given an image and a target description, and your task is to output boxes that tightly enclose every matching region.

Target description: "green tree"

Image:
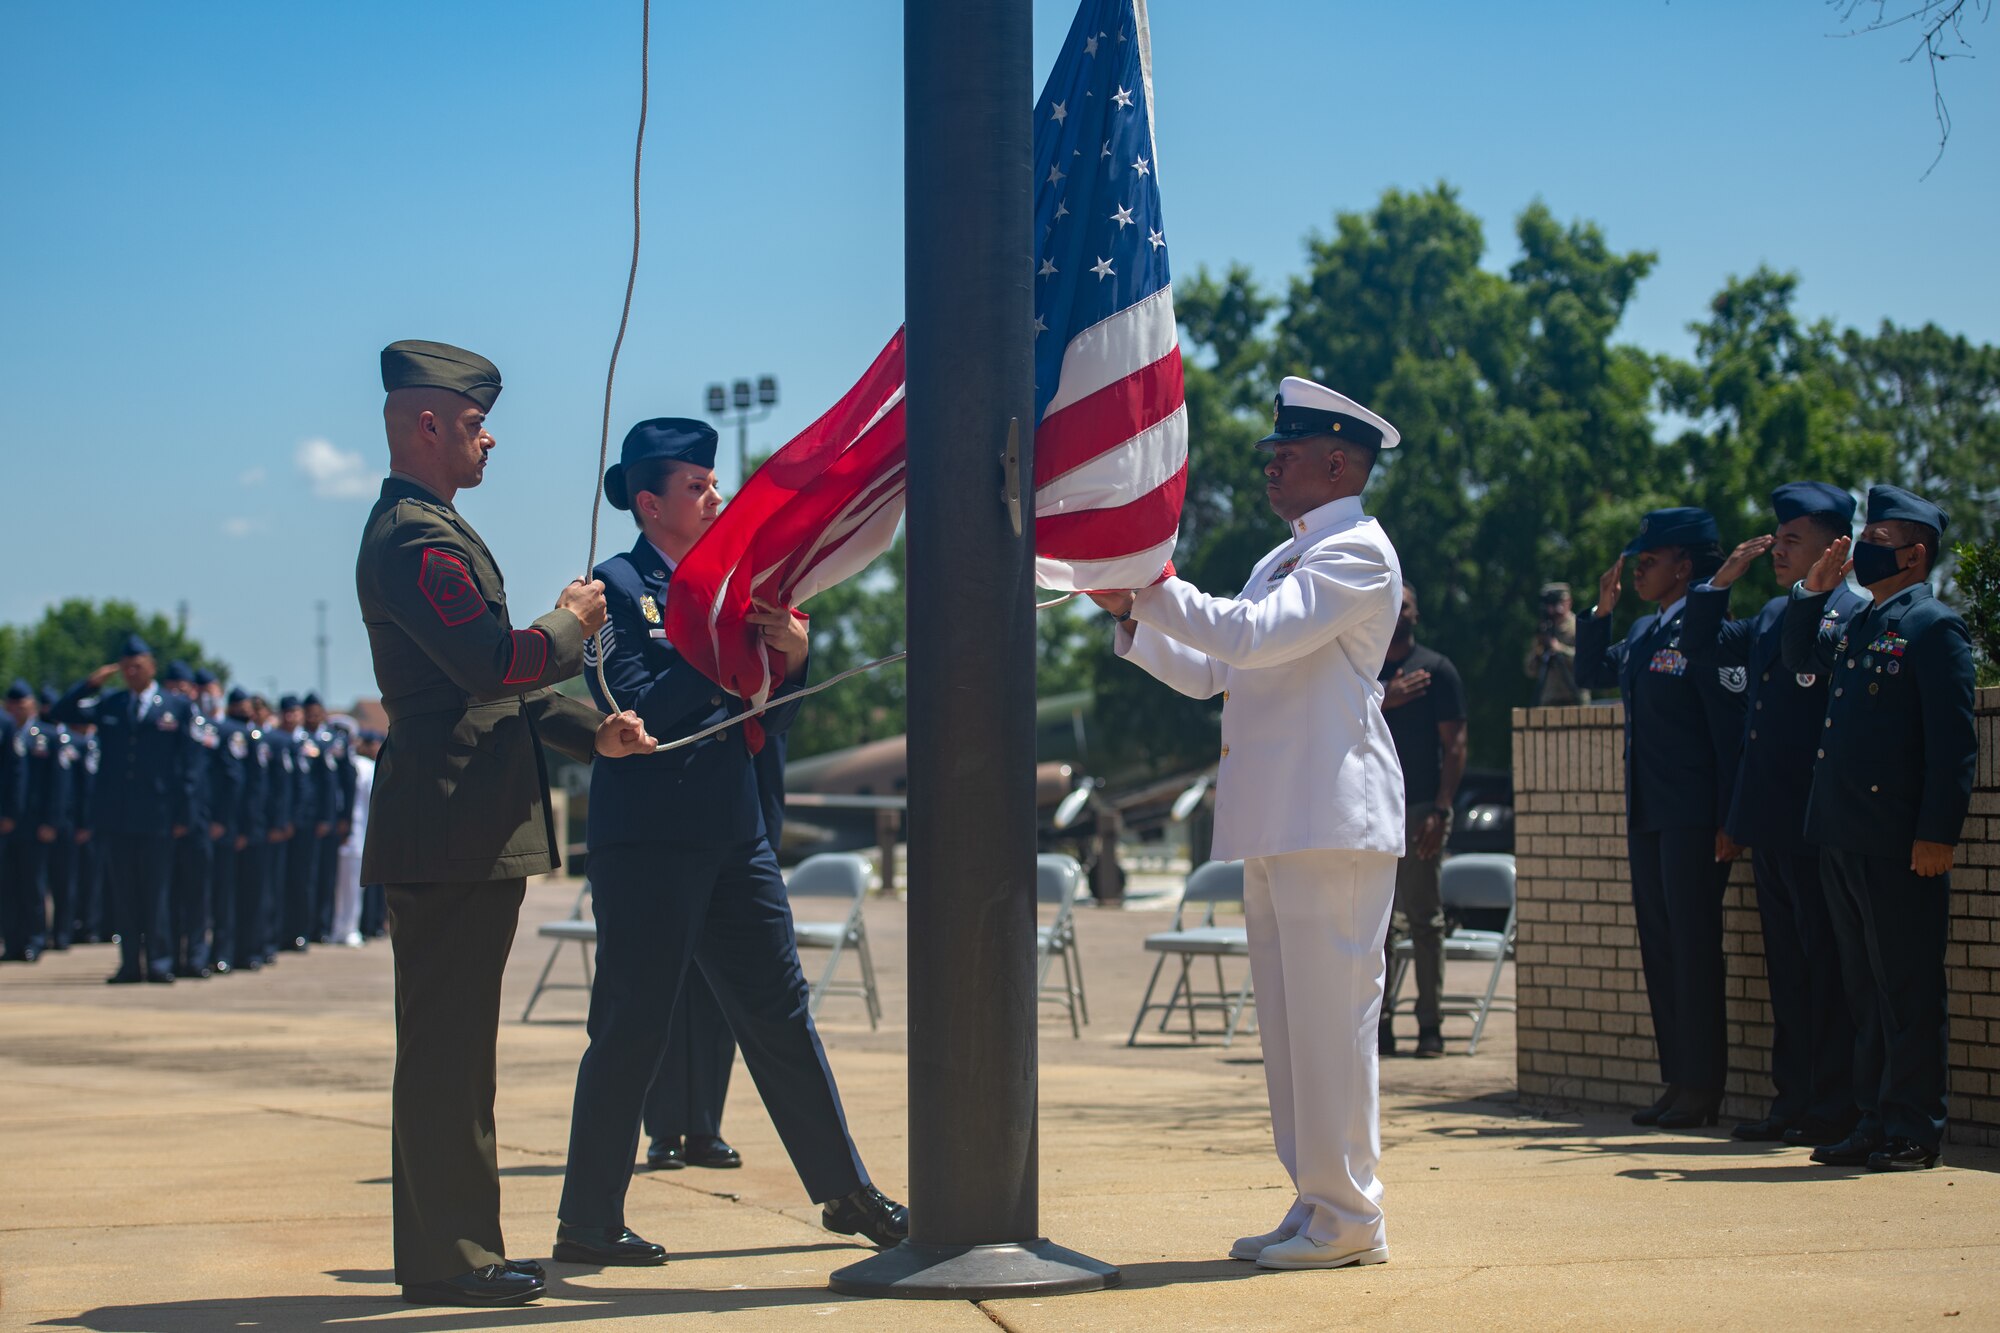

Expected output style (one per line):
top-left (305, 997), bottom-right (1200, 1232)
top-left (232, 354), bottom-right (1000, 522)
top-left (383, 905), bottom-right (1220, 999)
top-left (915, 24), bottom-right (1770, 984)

top-left (785, 538), bottom-right (909, 759)
top-left (0, 599), bottom-right (226, 693)
top-left (1838, 320), bottom-right (2000, 546)
top-left (1953, 536), bottom-right (2000, 686)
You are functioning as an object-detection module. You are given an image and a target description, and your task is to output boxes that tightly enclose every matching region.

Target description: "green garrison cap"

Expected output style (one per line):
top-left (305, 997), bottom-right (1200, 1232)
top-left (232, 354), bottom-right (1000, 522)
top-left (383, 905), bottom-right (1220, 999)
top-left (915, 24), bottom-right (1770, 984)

top-left (379, 340), bottom-right (503, 410)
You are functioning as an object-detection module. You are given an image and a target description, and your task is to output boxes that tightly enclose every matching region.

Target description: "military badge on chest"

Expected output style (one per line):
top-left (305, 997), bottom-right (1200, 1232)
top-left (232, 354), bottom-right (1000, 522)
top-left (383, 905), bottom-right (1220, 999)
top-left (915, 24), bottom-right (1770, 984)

top-left (640, 594), bottom-right (661, 625)
top-left (1647, 634), bottom-right (1688, 677)
top-left (1265, 556), bottom-right (1300, 585)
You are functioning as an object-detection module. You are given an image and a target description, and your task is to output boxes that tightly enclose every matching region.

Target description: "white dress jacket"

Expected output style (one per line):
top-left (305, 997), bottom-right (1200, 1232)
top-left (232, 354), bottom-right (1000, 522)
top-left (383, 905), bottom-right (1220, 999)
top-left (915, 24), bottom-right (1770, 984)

top-left (1117, 495), bottom-right (1407, 862)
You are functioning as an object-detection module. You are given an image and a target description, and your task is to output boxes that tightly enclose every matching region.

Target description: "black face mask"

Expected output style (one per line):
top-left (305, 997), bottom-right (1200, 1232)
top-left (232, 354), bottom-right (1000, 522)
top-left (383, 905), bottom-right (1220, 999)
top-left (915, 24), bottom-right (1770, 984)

top-left (1851, 539), bottom-right (1912, 588)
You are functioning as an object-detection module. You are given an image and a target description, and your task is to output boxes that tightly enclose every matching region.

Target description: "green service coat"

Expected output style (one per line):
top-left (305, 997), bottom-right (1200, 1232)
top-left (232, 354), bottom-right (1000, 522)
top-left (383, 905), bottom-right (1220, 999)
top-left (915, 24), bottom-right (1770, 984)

top-left (355, 475), bottom-right (600, 884)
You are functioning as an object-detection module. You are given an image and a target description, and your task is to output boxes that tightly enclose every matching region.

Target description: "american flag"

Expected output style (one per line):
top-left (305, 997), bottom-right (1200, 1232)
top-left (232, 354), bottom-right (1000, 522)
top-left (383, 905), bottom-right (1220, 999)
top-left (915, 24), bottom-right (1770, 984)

top-left (665, 0), bottom-right (1180, 707)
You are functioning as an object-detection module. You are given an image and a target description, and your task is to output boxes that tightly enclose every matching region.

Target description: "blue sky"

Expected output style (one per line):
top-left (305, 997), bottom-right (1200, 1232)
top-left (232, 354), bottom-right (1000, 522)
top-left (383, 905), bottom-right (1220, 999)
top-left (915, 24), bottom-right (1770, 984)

top-left (3, 1), bottom-right (1994, 700)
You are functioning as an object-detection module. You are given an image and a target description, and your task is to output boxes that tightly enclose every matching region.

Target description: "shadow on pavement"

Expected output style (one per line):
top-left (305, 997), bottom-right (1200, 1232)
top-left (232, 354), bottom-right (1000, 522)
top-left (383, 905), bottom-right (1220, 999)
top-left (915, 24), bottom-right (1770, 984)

top-left (43, 1283), bottom-right (894, 1331)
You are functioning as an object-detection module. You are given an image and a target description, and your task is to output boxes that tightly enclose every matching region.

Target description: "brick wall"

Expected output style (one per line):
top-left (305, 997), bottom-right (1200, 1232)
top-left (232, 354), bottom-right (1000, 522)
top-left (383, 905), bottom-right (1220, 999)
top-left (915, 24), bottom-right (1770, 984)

top-left (1512, 688), bottom-right (2000, 1146)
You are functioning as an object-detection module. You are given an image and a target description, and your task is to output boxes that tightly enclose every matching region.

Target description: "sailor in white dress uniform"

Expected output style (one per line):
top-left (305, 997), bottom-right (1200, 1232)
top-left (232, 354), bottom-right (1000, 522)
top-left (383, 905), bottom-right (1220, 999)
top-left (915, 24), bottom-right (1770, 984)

top-left (1092, 376), bottom-right (1405, 1271)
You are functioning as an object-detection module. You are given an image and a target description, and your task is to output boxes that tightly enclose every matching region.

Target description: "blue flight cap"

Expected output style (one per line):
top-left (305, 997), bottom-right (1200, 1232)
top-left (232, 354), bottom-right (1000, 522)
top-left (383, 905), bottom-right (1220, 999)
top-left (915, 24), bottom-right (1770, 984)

top-left (278, 694), bottom-right (301, 712)
top-left (303, 692), bottom-right (323, 709)
top-left (227, 686), bottom-right (249, 705)
top-left (37, 686), bottom-right (59, 710)
top-left (163, 660), bottom-right (194, 684)
top-left (1770, 482), bottom-right (1854, 527)
top-left (1623, 507), bottom-right (1718, 556)
top-left (194, 668), bottom-right (217, 687)
top-left (1865, 483), bottom-right (1949, 534)
top-left (603, 417), bottom-right (719, 510)
top-left (118, 632), bottom-right (152, 658)
top-left (5, 678), bottom-right (31, 701)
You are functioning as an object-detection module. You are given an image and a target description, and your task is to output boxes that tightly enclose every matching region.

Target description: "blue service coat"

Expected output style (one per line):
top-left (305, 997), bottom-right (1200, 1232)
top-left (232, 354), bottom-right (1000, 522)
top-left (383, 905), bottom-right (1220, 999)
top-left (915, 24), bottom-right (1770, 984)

top-left (209, 716), bottom-right (254, 838)
top-left (48, 683), bottom-right (199, 837)
top-left (16, 718), bottom-right (75, 832)
top-left (1782, 582), bottom-right (1977, 858)
top-left (1576, 603), bottom-right (1746, 833)
top-left (584, 537), bottom-right (806, 848)
top-left (1683, 581), bottom-right (1869, 854)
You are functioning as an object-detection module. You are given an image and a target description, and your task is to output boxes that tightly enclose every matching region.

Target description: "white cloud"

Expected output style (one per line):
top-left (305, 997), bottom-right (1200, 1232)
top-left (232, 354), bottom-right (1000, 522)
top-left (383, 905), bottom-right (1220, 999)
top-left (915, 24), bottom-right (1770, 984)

top-left (238, 465), bottom-right (267, 487)
top-left (295, 437), bottom-right (374, 500)
top-left (220, 516), bottom-right (267, 539)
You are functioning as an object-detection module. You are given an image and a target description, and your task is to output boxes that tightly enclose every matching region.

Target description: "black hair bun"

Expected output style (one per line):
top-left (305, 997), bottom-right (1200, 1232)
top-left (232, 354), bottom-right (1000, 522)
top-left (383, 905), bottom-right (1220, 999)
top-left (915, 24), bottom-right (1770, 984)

top-left (603, 463), bottom-right (631, 511)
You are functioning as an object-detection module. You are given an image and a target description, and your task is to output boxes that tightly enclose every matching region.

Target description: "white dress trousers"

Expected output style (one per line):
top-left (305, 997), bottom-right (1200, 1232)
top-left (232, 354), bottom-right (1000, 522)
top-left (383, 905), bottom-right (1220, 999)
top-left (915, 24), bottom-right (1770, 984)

top-left (1245, 848), bottom-right (1397, 1249)
top-left (332, 753), bottom-right (374, 942)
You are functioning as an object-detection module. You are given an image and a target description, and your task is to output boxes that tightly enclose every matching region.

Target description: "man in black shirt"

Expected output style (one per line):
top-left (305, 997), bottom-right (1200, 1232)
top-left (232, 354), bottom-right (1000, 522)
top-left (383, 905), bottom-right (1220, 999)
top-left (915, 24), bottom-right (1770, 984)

top-left (1377, 585), bottom-right (1468, 1058)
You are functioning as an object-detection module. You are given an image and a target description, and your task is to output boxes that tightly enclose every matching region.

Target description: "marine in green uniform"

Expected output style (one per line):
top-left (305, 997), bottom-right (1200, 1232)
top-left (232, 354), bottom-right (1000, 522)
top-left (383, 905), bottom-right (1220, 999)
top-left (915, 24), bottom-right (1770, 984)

top-left (357, 339), bottom-right (655, 1309)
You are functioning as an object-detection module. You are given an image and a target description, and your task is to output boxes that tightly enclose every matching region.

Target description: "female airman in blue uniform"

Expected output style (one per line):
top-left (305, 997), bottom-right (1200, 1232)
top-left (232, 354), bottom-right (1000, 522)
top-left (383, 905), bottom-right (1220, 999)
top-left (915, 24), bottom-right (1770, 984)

top-left (554, 418), bottom-right (905, 1267)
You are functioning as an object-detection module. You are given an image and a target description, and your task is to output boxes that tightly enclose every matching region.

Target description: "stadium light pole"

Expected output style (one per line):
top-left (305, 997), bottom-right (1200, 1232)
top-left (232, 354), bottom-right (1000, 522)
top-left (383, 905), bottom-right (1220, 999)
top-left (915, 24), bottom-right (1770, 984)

top-left (829, 0), bottom-right (1117, 1301)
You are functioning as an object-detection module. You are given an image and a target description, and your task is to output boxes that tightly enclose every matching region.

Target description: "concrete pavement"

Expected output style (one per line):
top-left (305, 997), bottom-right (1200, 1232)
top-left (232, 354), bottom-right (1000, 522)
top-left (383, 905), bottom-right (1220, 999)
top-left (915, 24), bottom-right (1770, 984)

top-left (2, 874), bottom-right (1996, 1330)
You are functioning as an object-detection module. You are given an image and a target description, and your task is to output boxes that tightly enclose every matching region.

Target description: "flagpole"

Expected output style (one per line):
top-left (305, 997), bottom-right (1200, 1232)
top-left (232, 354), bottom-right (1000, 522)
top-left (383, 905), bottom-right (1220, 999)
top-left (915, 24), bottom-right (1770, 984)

top-left (830, 0), bottom-right (1116, 1300)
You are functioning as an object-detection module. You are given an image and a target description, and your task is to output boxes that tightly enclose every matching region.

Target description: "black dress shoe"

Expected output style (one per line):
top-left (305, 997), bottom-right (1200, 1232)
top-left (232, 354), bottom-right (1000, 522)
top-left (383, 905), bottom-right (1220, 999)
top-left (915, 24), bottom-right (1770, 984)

top-left (212, 960), bottom-right (232, 976)
top-left (1377, 1024), bottom-right (1397, 1057)
top-left (173, 964), bottom-right (212, 980)
top-left (1810, 1132), bottom-right (1881, 1167)
top-left (144, 968), bottom-right (176, 984)
top-left (1866, 1138), bottom-right (1940, 1171)
top-left (1782, 1116), bottom-right (1851, 1148)
top-left (1631, 1086), bottom-right (1680, 1126)
top-left (822, 1185), bottom-right (909, 1248)
top-left (106, 970), bottom-right (143, 985)
top-left (1414, 1028), bottom-right (1445, 1059)
top-left (235, 957), bottom-right (262, 973)
top-left (402, 1264), bottom-right (544, 1307)
top-left (552, 1224), bottom-right (668, 1266)
top-left (684, 1134), bottom-right (742, 1169)
top-left (644, 1137), bottom-right (685, 1170)
top-left (504, 1258), bottom-right (545, 1279)
top-left (1731, 1115), bottom-right (1792, 1142)
top-left (2, 949), bottom-right (41, 963)
top-left (1657, 1090), bottom-right (1721, 1130)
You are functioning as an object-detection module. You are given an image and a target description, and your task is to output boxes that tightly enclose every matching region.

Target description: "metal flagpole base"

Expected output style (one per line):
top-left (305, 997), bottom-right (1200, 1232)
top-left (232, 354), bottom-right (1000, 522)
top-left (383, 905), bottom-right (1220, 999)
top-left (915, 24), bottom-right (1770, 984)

top-left (829, 1238), bottom-right (1119, 1300)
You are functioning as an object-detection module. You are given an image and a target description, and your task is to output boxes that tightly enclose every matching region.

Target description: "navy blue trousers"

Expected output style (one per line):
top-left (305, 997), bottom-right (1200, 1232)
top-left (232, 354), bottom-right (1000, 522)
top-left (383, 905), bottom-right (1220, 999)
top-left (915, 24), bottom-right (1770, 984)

top-left (644, 969), bottom-right (736, 1142)
top-left (559, 838), bottom-right (866, 1228)
top-left (1, 830), bottom-right (49, 956)
top-left (314, 831), bottom-right (341, 940)
top-left (1629, 827), bottom-right (1731, 1091)
top-left (107, 833), bottom-right (174, 976)
top-left (282, 832), bottom-right (316, 947)
top-left (208, 836), bottom-right (240, 968)
top-left (172, 830), bottom-right (212, 970)
top-left (1821, 848), bottom-right (1950, 1150)
top-left (46, 833), bottom-right (76, 948)
top-left (1751, 846), bottom-right (1855, 1126)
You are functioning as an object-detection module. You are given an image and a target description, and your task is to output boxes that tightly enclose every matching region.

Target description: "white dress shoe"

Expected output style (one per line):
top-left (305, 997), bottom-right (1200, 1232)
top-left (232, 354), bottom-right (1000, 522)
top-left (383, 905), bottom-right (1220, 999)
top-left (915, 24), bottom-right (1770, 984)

top-left (1255, 1234), bottom-right (1389, 1270)
top-left (1229, 1223), bottom-right (1301, 1261)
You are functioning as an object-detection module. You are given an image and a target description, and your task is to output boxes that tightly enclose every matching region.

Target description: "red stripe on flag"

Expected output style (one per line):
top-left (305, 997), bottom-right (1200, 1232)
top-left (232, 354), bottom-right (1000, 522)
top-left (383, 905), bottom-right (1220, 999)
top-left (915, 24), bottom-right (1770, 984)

top-left (1033, 347), bottom-right (1184, 487)
top-left (1036, 463), bottom-right (1188, 560)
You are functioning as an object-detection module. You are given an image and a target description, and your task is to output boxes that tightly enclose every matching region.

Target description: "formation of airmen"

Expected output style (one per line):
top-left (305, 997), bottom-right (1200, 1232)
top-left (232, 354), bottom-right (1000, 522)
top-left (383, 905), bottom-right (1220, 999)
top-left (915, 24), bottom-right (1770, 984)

top-left (0, 634), bottom-right (384, 981)
top-left (1579, 482), bottom-right (1977, 1172)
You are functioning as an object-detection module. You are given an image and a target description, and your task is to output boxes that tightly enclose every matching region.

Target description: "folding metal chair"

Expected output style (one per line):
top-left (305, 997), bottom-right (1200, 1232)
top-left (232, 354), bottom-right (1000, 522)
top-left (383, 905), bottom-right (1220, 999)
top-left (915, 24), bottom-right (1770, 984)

top-left (1126, 860), bottom-right (1255, 1047)
top-left (786, 853), bottom-right (880, 1028)
top-left (1384, 852), bottom-right (1516, 1054)
top-left (520, 880), bottom-right (596, 1022)
top-left (1036, 853), bottom-right (1090, 1036)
